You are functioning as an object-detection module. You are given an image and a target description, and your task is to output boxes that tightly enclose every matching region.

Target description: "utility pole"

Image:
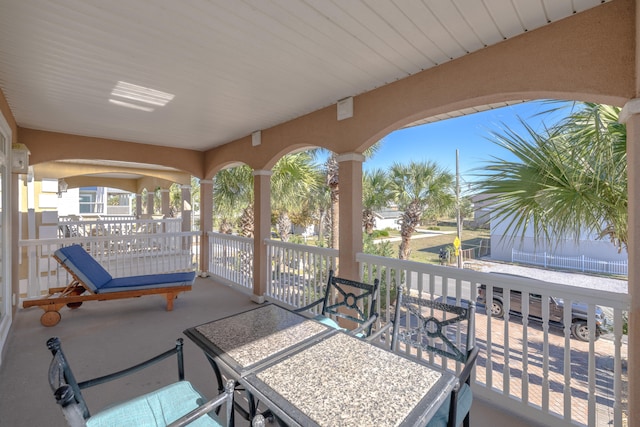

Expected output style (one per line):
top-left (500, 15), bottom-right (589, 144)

top-left (456, 149), bottom-right (463, 268)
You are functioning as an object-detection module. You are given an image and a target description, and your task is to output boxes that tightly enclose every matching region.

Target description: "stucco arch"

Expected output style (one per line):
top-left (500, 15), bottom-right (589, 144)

top-left (19, 127), bottom-right (204, 178)
top-left (205, 161), bottom-right (251, 180)
top-left (204, 145), bottom-right (325, 179)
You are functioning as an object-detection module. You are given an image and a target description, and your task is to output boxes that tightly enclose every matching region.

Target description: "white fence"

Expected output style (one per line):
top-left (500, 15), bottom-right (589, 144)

top-left (512, 248), bottom-right (628, 276)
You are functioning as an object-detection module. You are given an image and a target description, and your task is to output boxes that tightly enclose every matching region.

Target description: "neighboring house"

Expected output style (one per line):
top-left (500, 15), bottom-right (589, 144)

top-left (41, 179), bottom-right (133, 218)
top-left (469, 194), bottom-right (491, 229)
top-left (292, 224), bottom-right (316, 237)
top-left (373, 208), bottom-right (402, 231)
top-left (490, 211), bottom-right (628, 264)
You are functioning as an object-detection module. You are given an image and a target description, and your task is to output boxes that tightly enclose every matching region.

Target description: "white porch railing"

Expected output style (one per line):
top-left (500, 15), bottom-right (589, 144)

top-left (206, 233), bottom-right (339, 311)
top-left (19, 231), bottom-right (200, 299)
top-left (357, 253), bottom-right (629, 427)
top-left (205, 237), bottom-right (629, 426)
top-left (265, 239), bottom-right (338, 310)
top-left (512, 248), bottom-right (628, 276)
top-left (58, 217), bottom-right (183, 238)
top-left (208, 232), bottom-right (254, 290)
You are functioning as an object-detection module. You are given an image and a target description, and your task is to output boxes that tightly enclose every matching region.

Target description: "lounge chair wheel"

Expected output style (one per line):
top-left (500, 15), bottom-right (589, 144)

top-left (41, 311), bottom-right (62, 327)
top-left (66, 302), bottom-right (83, 309)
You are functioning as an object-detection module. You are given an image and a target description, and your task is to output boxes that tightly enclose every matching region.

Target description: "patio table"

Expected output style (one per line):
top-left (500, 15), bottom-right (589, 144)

top-left (241, 331), bottom-right (458, 427)
top-left (184, 303), bottom-right (336, 418)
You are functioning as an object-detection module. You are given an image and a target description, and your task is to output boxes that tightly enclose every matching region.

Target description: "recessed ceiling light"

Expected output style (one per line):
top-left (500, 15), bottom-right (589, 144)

top-left (108, 99), bottom-right (155, 112)
top-left (110, 81), bottom-right (174, 107)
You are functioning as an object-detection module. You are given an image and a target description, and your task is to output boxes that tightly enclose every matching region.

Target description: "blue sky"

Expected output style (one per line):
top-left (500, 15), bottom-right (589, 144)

top-left (364, 100), bottom-right (573, 180)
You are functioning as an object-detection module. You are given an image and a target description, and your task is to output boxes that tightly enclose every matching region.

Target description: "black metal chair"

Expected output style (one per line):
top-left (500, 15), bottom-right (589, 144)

top-left (370, 287), bottom-right (477, 427)
top-left (295, 269), bottom-right (380, 337)
top-left (47, 337), bottom-right (235, 427)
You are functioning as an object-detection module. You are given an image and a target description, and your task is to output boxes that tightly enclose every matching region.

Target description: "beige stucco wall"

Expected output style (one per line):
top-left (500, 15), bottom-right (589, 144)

top-left (20, 128), bottom-right (205, 178)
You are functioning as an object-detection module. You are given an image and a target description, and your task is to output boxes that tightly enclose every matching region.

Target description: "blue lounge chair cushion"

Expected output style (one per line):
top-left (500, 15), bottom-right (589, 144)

top-left (55, 245), bottom-right (195, 294)
top-left (426, 382), bottom-right (472, 427)
top-left (86, 380), bottom-right (222, 427)
top-left (56, 245), bottom-right (112, 292)
top-left (100, 272), bottom-right (196, 293)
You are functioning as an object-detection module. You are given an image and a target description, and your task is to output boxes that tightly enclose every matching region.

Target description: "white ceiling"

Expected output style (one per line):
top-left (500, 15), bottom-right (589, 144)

top-left (0, 0), bottom-right (609, 152)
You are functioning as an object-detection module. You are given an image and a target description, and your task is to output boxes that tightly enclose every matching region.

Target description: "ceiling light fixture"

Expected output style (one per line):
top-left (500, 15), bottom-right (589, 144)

top-left (108, 99), bottom-right (155, 112)
top-left (111, 81), bottom-right (174, 106)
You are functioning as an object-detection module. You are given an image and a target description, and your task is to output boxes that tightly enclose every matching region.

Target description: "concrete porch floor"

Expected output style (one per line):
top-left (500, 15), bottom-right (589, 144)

top-left (0, 277), bottom-right (538, 426)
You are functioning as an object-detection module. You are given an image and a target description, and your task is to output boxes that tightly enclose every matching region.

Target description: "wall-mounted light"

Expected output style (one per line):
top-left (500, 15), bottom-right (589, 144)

top-left (337, 96), bottom-right (353, 121)
top-left (57, 179), bottom-right (68, 197)
top-left (11, 143), bottom-right (30, 174)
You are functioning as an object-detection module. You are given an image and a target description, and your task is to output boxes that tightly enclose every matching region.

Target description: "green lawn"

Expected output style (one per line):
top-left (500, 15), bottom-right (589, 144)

top-left (380, 225), bottom-right (490, 265)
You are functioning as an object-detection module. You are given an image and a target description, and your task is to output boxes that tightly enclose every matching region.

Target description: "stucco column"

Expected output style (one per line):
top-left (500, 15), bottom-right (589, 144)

top-left (160, 189), bottom-right (170, 218)
top-left (252, 170), bottom-right (272, 303)
top-left (180, 184), bottom-right (191, 232)
top-left (199, 180), bottom-right (213, 275)
top-left (337, 153), bottom-right (364, 280)
top-left (620, 100), bottom-right (640, 427)
top-left (146, 190), bottom-right (155, 216)
top-left (135, 193), bottom-right (142, 218)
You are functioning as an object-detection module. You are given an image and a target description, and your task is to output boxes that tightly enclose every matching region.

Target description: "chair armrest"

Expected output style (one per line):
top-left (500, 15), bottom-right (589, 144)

top-left (167, 379), bottom-right (235, 427)
top-left (54, 385), bottom-right (87, 427)
top-left (458, 346), bottom-right (479, 387)
top-left (364, 322), bottom-right (394, 346)
top-left (293, 298), bottom-right (323, 314)
top-left (348, 313), bottom-right (379, 337)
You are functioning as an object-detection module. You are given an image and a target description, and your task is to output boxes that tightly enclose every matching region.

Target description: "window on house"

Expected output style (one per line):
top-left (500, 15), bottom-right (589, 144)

top-left (79, 187), bottom-right (103, 214)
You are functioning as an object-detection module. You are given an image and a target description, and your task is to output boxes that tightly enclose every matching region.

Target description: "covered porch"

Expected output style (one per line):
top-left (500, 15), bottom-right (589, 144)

top-left (0, 1), bottom-right (637, 426)
top-left (0, 276), bottom-right (533, 427)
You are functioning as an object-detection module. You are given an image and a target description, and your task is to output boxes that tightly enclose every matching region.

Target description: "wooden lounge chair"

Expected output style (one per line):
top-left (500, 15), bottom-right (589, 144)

top-left (23, 244), bottom-right (195, 326)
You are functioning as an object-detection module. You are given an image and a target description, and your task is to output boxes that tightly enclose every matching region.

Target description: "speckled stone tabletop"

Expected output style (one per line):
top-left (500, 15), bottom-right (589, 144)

top-left (195, 304), bottom-right (330, 369)
top-left (253, 332), bottom-right (448, 427)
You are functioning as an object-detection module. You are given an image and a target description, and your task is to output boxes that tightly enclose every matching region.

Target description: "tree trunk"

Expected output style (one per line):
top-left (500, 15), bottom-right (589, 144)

top-left (330, 184), bottom-right (339, 249)
top-left (398, 223), bottom-right (412, 260)
top-left (398, 203), bottom-right (420, 260)
top-left (363, 210), bottom-right (375, 234)
top-left (239, 205), bottom-right (254, 238)
top-left (327, 155), bottom-right (340, 249)
top-left (277, 211), bottom-right (291, 243)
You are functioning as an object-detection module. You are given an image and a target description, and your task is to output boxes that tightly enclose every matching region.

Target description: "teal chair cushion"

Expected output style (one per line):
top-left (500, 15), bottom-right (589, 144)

top-left (86, 381), bottom-right (222, 427)
top-left (314, 314), bottom-right (343, 330)
top-left (313, 315), bottom-right (367, 338)
top-left (426, 382), bottom-right (472, 427)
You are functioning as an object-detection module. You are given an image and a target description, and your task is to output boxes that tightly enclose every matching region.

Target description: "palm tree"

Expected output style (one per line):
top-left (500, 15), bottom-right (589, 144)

top-left (362, 169), bottom-right (392, 234)
top-left (271, 152), bottom-right (320, 242)
top-left (213, 165), bottom-right (253, 234)
top-left (389, 161), bottom-right (455, 259)
top-left (474, 102), bottom-right (627, 252)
